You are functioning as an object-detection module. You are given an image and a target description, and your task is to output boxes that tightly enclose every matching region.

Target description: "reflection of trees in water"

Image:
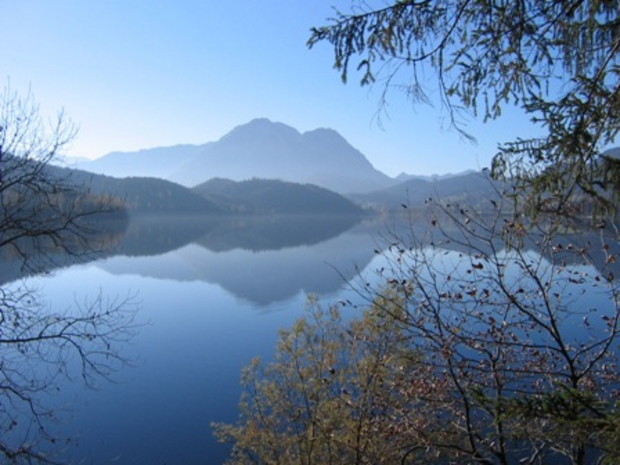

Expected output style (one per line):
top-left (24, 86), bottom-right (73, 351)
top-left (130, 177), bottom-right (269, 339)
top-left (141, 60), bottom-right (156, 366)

top-left (217, 201), bottom-right (620, 464)
top-left (0, 217), bottom-right (127, 286)
top-left (96, 215), bottom-right (376, 307)
top-left (178, 230), bottom-right (378, 306)
top-left (116, 213), bottom-right (364, 256)
top-left (90, 211), bottom-right (620, 309)
top-left (3, 213), bottom-right (370, 309)
top-left (0, 89), bottom-right (137, 463)
top-left (383, 207), bottom-right (620, 280)
top-left (194, 214), bottom-right (363, 252)
top-left (0, 285), bottom-right (138, 462)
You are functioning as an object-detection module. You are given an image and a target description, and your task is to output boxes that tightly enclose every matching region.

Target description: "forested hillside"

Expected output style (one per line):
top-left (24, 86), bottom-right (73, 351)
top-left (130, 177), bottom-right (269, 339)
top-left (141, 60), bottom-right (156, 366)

top-left (193, 178), bottom-right (365, 215)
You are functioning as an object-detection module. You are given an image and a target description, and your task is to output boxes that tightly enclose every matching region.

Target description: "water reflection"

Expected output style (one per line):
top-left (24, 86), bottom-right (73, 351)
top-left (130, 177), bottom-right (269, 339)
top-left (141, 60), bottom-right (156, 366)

top-left (115, 214), bottom-right (363, 256)
top-left (101, 217), bottom-right (378, 306)
top-left (2, 214), bottom-right (378, 306)
top-left (2, 213), bottom-right (618, 464)
top-left (0, 269), bottom-right (138, 462)
top-left (0, 214), bottom-right (377, 463)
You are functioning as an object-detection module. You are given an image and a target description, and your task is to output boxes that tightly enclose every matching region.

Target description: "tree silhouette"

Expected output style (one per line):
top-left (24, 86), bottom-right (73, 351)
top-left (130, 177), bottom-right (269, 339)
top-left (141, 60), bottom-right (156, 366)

top-left (0, 87), bottom-right (136, 463)
top-left (217, 2), bottom-right (620, 462)
top-left (308, 0), bottom-right (620, 217)
top-left (216, 199), bottom-right (620, 464)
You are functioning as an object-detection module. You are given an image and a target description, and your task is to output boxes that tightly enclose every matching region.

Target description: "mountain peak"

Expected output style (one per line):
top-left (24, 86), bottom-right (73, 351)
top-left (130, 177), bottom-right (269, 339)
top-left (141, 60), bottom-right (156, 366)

top-left (78, 119), bottom-right (396, 194)
top-left (221, 118), bottom-right (300, 143)
top-left (303, 126), bottom-right (338, 135)
top-left (302, 126), bottom-right (349, 143)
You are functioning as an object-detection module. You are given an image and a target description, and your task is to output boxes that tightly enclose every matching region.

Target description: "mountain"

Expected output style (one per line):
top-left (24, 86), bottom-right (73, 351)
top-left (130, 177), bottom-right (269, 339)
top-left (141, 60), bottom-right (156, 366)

top-left (76, 144), bottom-right (204, 179)
top-left (78, 119), bottom-right (394, 194)
top-left (193, 178), bottom-right (364, 215)
top-left (350, 170), bottom-right (502, 210)
top-left (170, 119), bottom-right (395, 194)
top-left (87, 174), bottom-right (224, 215)
top-left (394, 170), bottom-right (477, 183)
top-left (52, 165), bottom-right (363, 217)
top-left (50, 166), bottom-right (223, 216)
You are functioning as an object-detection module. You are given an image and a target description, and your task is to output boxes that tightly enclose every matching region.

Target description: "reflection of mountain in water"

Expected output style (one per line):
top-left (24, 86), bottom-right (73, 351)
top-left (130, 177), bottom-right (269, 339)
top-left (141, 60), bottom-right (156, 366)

top-left (5, 211), bottom-right (618, 307)
top-left (113, 214), bottom-right (363, 255)
top-left (0, 213), bottom-right (376, 306)
top-left (0, 216), bottom-right (127, 285)
top-left (99, 218), bottom-right (379, 306)
top-left (0, 214), bottom-right (365, 284)
top-left (193, 215), bottom-right (363, 252)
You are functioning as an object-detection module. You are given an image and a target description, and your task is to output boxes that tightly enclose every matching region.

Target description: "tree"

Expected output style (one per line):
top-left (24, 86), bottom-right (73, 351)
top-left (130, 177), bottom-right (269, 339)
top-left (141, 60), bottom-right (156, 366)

top-left (215, 201), bottom-right (620, 464)
top-left (215, 3), bottom-right (620, 463)
top-left (308, 0), bottom-right (620, 217)
top-left (0, 87), bottom-right (136, 463)
top-left (371, 200), bottom-right (620, 464)
top-left (213, 294), bottom-right (449, 464)
top-left (0, 88), bottom-right (125, 274)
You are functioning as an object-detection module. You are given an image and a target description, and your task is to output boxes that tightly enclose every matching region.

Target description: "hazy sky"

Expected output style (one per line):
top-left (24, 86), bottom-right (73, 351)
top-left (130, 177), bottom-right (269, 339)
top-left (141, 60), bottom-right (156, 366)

top-left (2, 0), bottom-right (541, 177)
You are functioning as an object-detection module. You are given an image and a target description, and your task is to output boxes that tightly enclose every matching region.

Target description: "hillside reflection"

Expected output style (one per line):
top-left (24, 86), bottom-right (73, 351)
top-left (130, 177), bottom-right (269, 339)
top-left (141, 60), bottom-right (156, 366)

top-left (101, 215), bottom-right (377, 306)
top-left (116, 214), bottom-right (363, 256)
top-left (2, 212), bottom-right (618, 307)
top-left (0, 214), bottom-right (377, 306)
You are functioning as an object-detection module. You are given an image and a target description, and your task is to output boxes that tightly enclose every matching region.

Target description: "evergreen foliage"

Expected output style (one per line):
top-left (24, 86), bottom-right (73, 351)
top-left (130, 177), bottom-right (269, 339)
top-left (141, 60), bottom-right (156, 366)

top-left (308, 0), bottom-right (620, 217)
top-left (193, 178), bottom-right (364, 215)
top-left (216, 5), bottom-right (620, 458)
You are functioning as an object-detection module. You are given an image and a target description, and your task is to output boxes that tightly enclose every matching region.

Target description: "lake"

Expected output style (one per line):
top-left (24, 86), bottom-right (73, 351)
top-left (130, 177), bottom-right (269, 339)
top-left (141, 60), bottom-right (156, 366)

top-left (2, 214), bottom-right (391, 464)
top-left (2, 213), bottom-right (617, 464)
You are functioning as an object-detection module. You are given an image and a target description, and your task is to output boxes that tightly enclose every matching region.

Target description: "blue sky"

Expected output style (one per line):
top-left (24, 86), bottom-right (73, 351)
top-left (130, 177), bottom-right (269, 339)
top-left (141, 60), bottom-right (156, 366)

top-left (1, 0), bottom-right (540, 177)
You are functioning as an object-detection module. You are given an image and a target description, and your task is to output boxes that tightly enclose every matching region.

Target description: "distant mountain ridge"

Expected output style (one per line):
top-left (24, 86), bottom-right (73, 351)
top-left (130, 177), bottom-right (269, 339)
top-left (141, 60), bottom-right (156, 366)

top-left (79, 144), bottom-right (204, 180)
top-left (44, 164), bottom-right (364, 218)
top-left (48, 165), bottom-right (223, 215)
top-left (77, 118), bottom-right (394, 194)
top-left (394, 170), bottom-right (477, 183)
top-left (350, 170), bottom-right (502, 210)
top-left (193, 178), bottom-right (364, 215)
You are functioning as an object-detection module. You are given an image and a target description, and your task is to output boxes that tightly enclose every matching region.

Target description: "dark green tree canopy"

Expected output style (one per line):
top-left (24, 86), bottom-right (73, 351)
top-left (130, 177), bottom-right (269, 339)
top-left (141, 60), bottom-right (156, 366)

top-left (309, 0), bottom-right (620, 216)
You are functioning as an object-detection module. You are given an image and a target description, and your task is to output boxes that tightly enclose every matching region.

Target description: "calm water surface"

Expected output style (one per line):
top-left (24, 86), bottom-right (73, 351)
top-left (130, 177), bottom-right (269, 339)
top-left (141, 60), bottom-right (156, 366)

top-left (6, 215), bottom-right (617, 464)
top-left (17, 216), bottom-right (386, 464)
